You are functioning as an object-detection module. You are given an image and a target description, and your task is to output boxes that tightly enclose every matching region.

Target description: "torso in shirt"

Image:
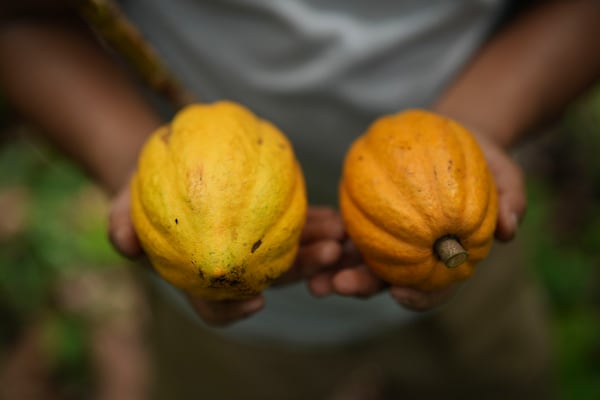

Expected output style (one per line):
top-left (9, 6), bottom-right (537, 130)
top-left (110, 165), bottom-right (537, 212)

top-left (121, 0), bottom-right (508, 346)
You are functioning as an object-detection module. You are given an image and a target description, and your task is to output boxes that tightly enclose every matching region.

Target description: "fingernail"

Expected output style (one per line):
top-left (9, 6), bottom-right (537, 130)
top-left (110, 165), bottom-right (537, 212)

top-left (510, 213), bottom-right (519, 231)
top-left (241, 296), bottom-right (264, 313)
top-left (392, 294), bottom-right (414, 309)
top-left (320, 241), bottom-right (342, 265)
top-left (308, 273), bottom-right (335, 297)
top-left (390, 287), bottom-right (408, 302)
top-left (114, 226), bottom-right (129, 244)
top-left (390, 287), bottom-right (421, 308)
top-left (115, 226), bottom-right (143, 258)
top-left (505, 213), bottom-right (519, 240)
top-left (109, 226), bottom-right (127, 250)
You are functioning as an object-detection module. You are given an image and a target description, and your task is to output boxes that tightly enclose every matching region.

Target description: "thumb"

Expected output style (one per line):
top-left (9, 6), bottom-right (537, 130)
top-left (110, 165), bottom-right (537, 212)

top-left (108, 184), bottom-right (143, 258)
top-left (486, 145), bottom-right (527, 242)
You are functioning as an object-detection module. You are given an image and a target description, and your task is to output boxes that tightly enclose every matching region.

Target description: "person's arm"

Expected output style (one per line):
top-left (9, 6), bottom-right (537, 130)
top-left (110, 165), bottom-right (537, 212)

top-left (0, 13), bottom-right (160, 194)
top-left (318, 0), bottom-right (600, 310)
top-left (435, 0), bottom-right (600, 149)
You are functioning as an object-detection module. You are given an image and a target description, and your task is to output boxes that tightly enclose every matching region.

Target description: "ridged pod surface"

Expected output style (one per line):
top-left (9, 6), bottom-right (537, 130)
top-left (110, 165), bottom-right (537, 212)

top-left (339, 109), bottom-right (498, 291)
top-left (131, 101), bottom-right (307, 300)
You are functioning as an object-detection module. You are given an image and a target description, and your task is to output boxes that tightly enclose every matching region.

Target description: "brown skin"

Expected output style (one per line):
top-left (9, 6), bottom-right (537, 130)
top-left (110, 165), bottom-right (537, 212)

top-left (1, 0), bottom-right (599, 323)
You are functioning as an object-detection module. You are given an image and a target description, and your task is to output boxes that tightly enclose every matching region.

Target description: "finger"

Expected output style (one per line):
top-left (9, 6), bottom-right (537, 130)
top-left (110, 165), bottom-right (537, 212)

top-left (332, 265), bottom-right (386, 298)
top-left (307, 271), bottom-right (337, 297)
top-left (306, 240), bottom-right (365, 297)
top-left (187, 295), bottom-right (265, 327)
top-left (483, 144), bottom-right (526, 241)
top-left (306, 206), bottom-right (341, 220)
top-left (389, 285), bottom-right (457, 312)
top-left (297, 240), bottom-right (342, 271)
top-left (336, 240), bottom-right (363, 269)
top-left (108, 185), bottom-right (143, 258)
top-left (473, 135), bottom-right (527, 242)
top-left (301, 207), bottom-right (345, 243)
top-left (491, 155), bottom-right (527, 241)
top-left (278, 240), bottom-right (343, 284)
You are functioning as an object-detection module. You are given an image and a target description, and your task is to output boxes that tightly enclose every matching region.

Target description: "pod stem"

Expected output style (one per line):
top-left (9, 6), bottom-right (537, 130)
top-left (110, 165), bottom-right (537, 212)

top-left (434, 237), bottom-right (468, 268)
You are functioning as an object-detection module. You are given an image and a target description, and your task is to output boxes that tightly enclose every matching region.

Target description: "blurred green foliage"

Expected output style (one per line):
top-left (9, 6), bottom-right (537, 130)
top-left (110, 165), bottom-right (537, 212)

top-left (0, 134), bottom-right (122, 394)
top-left (523, 183), bottom-right (600, 399)
top-left (520, 88), bottom-right (600, 399)
top-left (42, 313), bottom-right (94, 397)
top-left (0, 137), bottom-right (121, 312)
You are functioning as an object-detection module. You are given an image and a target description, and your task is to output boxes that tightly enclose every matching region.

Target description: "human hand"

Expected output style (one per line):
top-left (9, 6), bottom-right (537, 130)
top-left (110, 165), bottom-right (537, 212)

top-left (186, 206), bottom-right (348, 325)
top-left (107, 184), bottom-right (263, 326)
top-left (306, 240), bottom-right (459, 312)
top-left (472, 133), bottom-right (527, 242)
top-left (307, 133), bottom-right (527, 312)
top-left (108, 184), bottom-right (347, 325)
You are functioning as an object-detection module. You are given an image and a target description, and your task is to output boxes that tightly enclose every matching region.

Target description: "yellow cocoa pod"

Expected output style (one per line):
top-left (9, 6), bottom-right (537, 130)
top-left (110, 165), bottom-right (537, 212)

top-left (131, 101), bottom-right (307, 300)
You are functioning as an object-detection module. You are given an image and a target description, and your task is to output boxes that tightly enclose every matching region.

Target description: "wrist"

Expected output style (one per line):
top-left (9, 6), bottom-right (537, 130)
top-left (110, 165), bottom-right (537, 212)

top-left (93, 115), bottom-right (160, 195)
top-left (431, 102), bottom-right (519, 151)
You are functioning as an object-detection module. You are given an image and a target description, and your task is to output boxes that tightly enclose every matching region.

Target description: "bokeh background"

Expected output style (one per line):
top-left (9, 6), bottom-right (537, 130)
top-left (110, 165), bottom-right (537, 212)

top-left (0, 85), bottom-right (599, 399)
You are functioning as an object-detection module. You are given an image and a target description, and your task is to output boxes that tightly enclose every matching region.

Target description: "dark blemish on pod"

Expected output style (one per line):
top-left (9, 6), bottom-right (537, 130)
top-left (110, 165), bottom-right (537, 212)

top-left (175, 218), bottom-right (179, 224)
top-left (212, 275), bottom-right (229, 284)
top-left (261, 273), bottom-right (278, 286)
top-left (251, 239), bottom-right (262, 254)
top-left (208, 265), bottom-right (246, 288)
